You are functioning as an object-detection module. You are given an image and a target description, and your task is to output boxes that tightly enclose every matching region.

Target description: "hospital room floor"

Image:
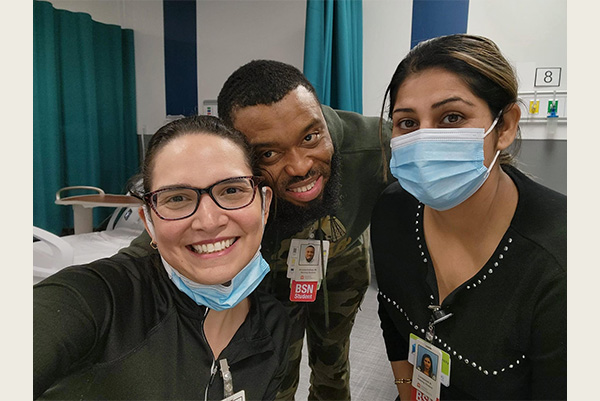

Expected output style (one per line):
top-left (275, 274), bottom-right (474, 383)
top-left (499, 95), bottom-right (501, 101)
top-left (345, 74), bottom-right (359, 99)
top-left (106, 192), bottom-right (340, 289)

top-left (295, 274), bottom-right (399, 400)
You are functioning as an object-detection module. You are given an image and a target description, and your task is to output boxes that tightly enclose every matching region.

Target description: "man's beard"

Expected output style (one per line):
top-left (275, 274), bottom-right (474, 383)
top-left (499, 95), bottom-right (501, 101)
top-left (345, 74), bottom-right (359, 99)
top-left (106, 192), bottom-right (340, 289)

top-left (266, 151), bottom-right (342, 237)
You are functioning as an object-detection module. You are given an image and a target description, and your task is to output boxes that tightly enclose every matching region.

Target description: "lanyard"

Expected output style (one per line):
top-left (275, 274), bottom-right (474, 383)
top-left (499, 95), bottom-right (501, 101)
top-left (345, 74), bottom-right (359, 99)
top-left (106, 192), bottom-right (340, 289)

top-left (317, 218), bottom-right (330, 329)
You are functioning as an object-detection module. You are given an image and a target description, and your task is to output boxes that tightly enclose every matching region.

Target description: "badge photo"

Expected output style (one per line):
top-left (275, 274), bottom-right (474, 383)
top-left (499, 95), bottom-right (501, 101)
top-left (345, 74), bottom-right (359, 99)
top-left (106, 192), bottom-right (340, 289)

top-left (300, 243), bottom-right (319, 266)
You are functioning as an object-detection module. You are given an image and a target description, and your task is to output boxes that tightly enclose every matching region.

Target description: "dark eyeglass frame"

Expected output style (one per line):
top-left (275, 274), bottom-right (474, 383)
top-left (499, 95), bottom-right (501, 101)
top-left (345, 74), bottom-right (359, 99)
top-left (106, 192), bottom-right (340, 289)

top-left (142, 175), bottom-right (264, 221)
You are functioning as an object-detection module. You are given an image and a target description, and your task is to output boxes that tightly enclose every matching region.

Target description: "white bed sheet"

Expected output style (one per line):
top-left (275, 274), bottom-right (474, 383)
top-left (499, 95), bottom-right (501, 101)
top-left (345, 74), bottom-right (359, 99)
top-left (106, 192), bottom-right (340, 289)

top-left (33, 226), bottom-right (143, 284)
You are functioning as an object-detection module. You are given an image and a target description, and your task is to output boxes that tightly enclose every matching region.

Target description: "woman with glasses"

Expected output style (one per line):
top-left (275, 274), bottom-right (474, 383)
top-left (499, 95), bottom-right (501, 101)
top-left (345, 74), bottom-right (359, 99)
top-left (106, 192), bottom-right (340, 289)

top-left (371, 35), bottom-right (566, 400)
top-left (34, 115), bottom-right (291, 400)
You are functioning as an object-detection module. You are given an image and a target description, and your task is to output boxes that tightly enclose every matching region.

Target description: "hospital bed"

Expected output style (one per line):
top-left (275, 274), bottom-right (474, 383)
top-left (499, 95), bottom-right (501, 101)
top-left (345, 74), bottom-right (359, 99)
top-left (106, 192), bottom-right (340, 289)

top-left (33, 186), bottom-right (146, 284)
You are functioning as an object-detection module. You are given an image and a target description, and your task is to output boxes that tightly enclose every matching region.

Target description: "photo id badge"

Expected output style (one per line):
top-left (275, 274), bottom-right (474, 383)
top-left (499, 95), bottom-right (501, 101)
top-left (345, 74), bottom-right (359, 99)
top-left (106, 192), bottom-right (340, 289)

top-left (409, 337), bottom-right (445, 401)
top-left (409, 333), bottom-right (451, 387)
top-left (221, 390), bottom-right (245, 401)
top-left (286, 239), bottom-right (329, 281)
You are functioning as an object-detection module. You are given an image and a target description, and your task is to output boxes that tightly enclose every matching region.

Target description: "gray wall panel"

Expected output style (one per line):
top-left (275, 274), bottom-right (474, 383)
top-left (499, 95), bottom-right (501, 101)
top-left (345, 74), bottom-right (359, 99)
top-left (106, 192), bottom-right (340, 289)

top-left (515, 139), bottom-right (566, 195)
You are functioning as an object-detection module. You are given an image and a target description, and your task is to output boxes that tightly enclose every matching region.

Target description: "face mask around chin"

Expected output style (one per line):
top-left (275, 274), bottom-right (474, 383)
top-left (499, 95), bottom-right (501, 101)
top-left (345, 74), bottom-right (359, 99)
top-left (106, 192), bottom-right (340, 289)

top-left (160, 249), bottom-right (270, 311)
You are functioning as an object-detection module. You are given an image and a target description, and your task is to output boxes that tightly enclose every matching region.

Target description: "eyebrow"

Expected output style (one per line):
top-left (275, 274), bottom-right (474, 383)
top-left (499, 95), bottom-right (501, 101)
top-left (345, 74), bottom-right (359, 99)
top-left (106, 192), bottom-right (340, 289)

top-left (392, 96), bottom-right (476, 115)
top-left (431, 96), bottom-right (475, 109)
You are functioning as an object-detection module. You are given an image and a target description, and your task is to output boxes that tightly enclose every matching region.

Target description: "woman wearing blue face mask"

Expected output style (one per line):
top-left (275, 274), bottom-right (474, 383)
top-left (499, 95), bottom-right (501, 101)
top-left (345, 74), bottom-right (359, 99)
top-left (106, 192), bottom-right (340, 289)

top-left (371, 35), bottom-right (566, 400)
top-left (34, 116), bottom-right (291, 400)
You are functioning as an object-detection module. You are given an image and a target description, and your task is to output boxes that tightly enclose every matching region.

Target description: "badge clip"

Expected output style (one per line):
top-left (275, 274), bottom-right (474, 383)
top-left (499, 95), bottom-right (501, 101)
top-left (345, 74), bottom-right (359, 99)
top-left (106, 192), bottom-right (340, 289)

top-left (428, 305), bottom-right (453, 326)
top-left (219, 358), bottom-right (234, 398)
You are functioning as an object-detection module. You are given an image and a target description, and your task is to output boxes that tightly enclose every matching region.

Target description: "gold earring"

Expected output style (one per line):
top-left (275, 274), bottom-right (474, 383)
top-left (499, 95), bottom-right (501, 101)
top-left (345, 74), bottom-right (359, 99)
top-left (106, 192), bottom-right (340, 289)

top-left (150, 240), bottom-right (158, 250)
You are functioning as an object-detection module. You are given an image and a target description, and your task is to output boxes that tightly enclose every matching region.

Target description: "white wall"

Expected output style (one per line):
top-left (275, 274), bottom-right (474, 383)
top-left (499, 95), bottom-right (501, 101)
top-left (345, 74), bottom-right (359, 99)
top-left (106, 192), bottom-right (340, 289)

top-left (121, 1), bottom-right (166, 139)
top-left (196, 0), bottom-right (306, 110)
top-left (363, 0), bottom-right (413, 118)
top-left (44, 0), bottom-right (566, 140)
top-left (468, 0), bottom-right (567, 141)
top-left (362, 0), bottom-right (567, 141)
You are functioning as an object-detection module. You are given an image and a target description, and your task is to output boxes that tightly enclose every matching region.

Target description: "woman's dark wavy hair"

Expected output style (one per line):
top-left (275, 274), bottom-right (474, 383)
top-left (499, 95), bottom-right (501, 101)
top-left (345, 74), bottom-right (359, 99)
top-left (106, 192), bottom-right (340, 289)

top-left (131, 115), bottom-right (257, 196)
top-left (217, 59), bottom-right (319, 127)
top-left (380, 34), bottom-right (521, 165)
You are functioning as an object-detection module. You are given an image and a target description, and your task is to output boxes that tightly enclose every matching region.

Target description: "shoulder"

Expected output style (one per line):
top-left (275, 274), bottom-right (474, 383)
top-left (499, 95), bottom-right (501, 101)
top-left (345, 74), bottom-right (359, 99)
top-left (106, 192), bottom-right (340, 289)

top-left (322, 105), bottom-right (381, 129)
top-left (379, 180), bottom-right (407, 199)
top-left (118, 231), bottom-right (156, 258)
top-left (322, 105), bottom-right (391, 152)
top-left (34, 253), bottom-right (171, 356)
top-left (506, 165), bottom-right (567, 269)
top-left (81, 252), bottom-right (163, 288)
top-left (372, 181), bottom-right (414, 221)
top-left (35, 253), bottom-right (165, 315)
top-left (37, 252), bottom-right (158, 286)
top-left (370, 181), bottom-right (418, 258)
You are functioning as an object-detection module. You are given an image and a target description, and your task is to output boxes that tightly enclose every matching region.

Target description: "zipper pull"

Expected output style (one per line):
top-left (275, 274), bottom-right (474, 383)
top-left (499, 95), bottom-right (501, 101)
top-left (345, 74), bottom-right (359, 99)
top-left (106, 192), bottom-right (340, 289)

top-left (204, 360), bottom-right (218, 401)
top-left (219, 358), bottom-right (234, 398)
top-left (210, 360), bottom-right (218, 381)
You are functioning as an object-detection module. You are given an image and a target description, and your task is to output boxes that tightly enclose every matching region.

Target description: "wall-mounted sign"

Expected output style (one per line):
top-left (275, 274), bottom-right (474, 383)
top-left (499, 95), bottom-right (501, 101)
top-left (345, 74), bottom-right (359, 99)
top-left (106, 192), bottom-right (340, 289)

top-left (535, 67), bottom-right (561, 87)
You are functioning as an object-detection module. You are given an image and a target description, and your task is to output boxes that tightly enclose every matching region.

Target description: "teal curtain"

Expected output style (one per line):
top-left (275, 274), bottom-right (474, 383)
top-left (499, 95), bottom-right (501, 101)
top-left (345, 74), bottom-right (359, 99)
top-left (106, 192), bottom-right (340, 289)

top-left (303, 0), bottom-right (363, 113)
top-left (33, 1), bottom-right (139, 235)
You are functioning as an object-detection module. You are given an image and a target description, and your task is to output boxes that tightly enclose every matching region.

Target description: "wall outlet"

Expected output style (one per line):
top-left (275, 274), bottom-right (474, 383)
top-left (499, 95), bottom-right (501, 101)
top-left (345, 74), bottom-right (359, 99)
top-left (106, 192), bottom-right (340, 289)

top-left (202, 100), bottom-right (218, 117)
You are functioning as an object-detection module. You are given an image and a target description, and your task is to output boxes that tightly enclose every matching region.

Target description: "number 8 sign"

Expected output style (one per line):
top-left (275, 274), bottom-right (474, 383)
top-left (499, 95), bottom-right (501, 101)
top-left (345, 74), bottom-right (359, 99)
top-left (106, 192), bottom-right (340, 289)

top-left (535, 67), bottom-right (561, 87)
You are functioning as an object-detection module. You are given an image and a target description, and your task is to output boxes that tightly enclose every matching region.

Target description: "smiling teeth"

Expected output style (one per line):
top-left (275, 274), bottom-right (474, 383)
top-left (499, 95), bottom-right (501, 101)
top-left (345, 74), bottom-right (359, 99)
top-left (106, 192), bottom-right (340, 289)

top-left (290, 181), bottom-right (316, 193)
top-left (192, 238), bottom-right (234, 254)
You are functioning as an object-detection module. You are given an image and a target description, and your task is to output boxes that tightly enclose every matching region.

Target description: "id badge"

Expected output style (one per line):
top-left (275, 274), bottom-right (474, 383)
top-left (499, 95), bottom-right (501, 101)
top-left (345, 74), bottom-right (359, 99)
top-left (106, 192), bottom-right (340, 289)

top-left (286, 239), bottom-right (329, 280)
top-left (409, 334), bottom-right (451, 387)
top-left (221, 390), bottom-right (245, 401)
top-left (287, 239), bottom-right (329, 302)
top-left (408, 334), bottom-right (451, 401)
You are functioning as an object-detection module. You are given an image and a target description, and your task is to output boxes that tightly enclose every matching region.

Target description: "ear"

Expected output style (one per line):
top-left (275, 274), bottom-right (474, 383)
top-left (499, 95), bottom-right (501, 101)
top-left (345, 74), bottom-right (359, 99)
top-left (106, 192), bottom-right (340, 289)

top-left (139, 206), bottom-right (156, 240)
top-left (261, 186), bottom-right (273, 224)
top-left (496, 103), bottom-right (520, 151)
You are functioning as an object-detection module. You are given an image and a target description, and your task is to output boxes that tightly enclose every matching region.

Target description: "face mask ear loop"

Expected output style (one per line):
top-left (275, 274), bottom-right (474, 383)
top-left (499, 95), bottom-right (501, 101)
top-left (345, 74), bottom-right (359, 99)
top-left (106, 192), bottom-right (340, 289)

top-left (484, 110), bottom-right (503, 138)
top-left (487, 150), bottom-right (501, 171)
top-left (484, 110), bottom-right (503, 171)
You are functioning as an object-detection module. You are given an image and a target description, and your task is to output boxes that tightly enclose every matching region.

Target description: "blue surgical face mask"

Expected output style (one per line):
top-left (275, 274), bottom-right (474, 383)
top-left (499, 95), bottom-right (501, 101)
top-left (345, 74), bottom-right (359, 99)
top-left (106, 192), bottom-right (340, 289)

top-left (143, 187), bottom-right (271, 311)
top-left (160, 249), bottom-right (269, 311)
top-left (389, 115), bottom-right (501, 211)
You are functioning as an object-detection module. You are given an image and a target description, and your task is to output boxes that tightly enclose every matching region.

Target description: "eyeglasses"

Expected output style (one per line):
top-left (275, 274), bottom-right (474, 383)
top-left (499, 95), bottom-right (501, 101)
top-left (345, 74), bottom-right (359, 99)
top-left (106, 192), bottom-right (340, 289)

top-left (143, 176), bottom-right (264, 221)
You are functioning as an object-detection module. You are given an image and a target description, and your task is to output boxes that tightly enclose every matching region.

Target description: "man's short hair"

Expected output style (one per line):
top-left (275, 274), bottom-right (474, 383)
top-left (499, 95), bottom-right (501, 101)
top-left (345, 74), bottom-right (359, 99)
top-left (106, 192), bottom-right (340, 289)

top-left (218, 60), bottom-right (319, 126)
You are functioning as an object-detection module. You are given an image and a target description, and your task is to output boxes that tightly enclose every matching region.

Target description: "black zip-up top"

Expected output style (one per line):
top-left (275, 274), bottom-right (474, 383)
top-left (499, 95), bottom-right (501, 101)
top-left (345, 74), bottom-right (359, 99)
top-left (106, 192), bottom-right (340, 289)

top-left (34, 252), bottom-right (291, 400)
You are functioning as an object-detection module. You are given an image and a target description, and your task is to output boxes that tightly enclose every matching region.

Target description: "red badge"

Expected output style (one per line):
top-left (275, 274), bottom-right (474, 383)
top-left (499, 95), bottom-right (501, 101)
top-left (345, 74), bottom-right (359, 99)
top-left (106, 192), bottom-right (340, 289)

top-left (289, 280), bottom-right (318, 302)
